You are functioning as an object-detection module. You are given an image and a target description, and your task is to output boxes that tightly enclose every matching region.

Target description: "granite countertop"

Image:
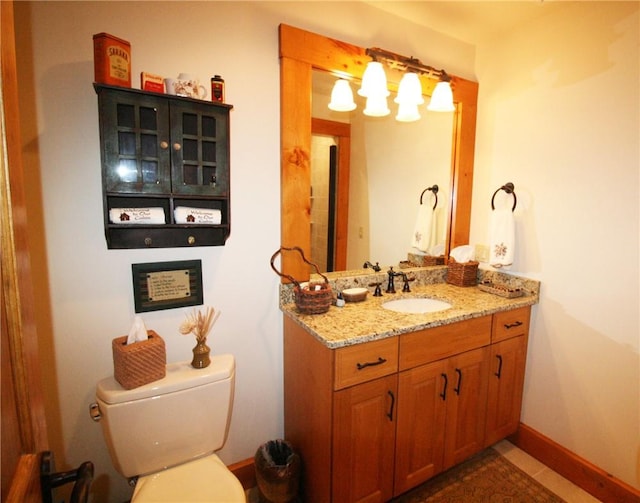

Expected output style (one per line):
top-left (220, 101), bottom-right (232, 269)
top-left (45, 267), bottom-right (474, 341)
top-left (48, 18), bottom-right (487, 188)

top-left (280, 268), bottom-right (540, 349)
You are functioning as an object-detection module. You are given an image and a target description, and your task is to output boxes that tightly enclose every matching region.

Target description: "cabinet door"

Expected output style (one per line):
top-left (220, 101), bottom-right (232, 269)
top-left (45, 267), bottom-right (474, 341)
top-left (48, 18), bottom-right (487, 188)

top-left (442, 347), bottom-right (489, 469)
top-left (99, 89), bottom-right (171, 194)
top-left (169, 101), bottom-right (229, 196)
top-left (485, 335), bottom-right (527, 446)
top-left (333, 375), bottom-right (397, 503)
top-left (394, 360), bottom-right (448, 495)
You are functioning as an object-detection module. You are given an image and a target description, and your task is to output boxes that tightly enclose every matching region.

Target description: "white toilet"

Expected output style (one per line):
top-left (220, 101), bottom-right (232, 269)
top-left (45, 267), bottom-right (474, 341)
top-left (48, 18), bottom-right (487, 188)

top-left (93, 354), bottom-right (246, 502)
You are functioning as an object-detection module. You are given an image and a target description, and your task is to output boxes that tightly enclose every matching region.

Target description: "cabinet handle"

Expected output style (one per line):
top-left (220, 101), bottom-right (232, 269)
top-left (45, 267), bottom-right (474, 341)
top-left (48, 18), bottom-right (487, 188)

top-left (356, 357), bottom-right (386, 370)
top-left (454, 368), bottom-right (462, 395)
top-left (173, 142), bottom-right (181, 151)
top-left (494, 355), bottom-right (503, 378)
top-left (504, 321), bottom-right (523, 329)
top-left (440, 373), bottom-right (448, 400)
top-left (188, 236), bottom-right (196, 245)
top-left (144, 237), bottom-right (152, 247)
top-left (386, 391), bottom-right (395, 421)
top-left (160, 141), bottom-right (169, 149)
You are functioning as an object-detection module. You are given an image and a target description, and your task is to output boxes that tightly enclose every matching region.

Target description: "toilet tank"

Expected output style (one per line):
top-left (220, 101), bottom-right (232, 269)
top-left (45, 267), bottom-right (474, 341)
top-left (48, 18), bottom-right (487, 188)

top-left (96, 354), bottom-right (235, 478)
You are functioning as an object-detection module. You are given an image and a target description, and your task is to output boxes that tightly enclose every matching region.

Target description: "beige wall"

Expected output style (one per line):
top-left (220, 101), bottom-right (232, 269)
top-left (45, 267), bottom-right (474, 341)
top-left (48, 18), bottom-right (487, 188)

top-left (470, 1), bottom-right (639, 489)
top-left (15, 1), bottom-right (639, 500)
top-left (16, 2), bottom-right (475, 501)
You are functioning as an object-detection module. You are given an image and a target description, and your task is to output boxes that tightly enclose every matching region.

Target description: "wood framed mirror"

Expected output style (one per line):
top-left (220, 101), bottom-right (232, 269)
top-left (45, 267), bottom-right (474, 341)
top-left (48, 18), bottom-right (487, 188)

top-left (279, 24), bottom-right (478, 280)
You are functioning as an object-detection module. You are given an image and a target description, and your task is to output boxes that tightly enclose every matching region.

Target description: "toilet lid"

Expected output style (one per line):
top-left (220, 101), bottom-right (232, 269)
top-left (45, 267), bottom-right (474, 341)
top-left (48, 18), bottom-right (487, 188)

top-left (132, 453), bottom-right (245, 502)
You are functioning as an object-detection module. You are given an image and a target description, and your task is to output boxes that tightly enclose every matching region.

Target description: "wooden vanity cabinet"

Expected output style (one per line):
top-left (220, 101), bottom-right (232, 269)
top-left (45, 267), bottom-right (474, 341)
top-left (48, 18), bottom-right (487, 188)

top-left (484, 306), bottom-right (531, 446)
top-left (95, 84), bottom-right (232, 248)
top-left (283, 306), bottom-right (531, 503)
top-left (394, 316), bottom-right (491, 495)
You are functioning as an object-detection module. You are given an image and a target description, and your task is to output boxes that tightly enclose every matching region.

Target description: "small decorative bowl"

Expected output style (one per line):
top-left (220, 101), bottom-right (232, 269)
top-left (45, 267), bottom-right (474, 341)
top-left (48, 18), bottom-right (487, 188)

top-left (342, 287), bottom-right (368, 303)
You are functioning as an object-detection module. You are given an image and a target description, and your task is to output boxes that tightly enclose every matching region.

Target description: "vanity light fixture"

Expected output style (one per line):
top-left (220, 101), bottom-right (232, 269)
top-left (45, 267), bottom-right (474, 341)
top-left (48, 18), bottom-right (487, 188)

top-left (327, 47), bottom-right (455, 120)
top-left (358, 61), bottom-right (390, 116)
top-left (395, 72), bottom-right (424, 122)
top-left (328, 79), bottom-right (357, 112)
top-left (427, 73), bottom-right (455, 112)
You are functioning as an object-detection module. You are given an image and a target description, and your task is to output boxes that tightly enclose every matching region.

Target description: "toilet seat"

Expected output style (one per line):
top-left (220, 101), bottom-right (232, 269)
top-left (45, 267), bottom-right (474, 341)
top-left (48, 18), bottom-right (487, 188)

top-left (132, 453), bottom-right (245, 502)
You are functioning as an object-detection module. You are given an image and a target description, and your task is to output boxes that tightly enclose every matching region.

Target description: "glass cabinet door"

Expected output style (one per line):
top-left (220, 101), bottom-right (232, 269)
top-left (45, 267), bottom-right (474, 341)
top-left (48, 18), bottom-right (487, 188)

top-left (169, 102), bottom-right (229, 196)
top-left (99, 90), bottom-right (171, 194)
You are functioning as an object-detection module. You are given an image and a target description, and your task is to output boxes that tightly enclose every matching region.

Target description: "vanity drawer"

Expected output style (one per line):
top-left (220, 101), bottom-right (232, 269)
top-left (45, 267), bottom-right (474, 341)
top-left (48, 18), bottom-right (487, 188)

top-left (399, 316), bottom-right (491, 371)
top-left (334, 337), bottom-right (398, 390)
top-left (492, 306), bottom-right (531, 343)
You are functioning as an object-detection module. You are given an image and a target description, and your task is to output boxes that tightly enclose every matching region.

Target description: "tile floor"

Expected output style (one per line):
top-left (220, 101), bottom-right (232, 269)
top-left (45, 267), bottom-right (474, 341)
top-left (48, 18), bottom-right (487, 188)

top-left (247, 440), bottom-right (602, 502)
top-left (493, 440), bottom-right (601, 502)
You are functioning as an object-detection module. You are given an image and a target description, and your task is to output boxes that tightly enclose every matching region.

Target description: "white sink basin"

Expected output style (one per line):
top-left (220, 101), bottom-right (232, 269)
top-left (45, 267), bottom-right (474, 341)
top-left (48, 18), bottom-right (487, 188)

top-left (382, 297), bottom-right (452, 314)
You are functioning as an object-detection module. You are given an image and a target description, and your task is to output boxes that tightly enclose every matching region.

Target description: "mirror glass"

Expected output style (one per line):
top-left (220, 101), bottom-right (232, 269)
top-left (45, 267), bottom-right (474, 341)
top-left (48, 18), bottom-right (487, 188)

top-left (279, 24), bottom-right (477, 282)
top-left (311, 70), bottom-right (453, 272)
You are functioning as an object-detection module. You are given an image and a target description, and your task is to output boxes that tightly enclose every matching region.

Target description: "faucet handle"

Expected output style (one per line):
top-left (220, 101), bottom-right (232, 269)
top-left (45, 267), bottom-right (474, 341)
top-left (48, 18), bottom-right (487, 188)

top-left (368, 282), bottom-right (383, 297)
top-left (402, 274), bottom-right (415, 293)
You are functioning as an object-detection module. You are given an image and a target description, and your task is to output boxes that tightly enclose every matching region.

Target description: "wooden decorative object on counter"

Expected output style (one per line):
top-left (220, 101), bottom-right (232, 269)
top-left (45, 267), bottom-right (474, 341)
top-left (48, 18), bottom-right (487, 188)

top-left (112, 330), bottom-right (166, 389)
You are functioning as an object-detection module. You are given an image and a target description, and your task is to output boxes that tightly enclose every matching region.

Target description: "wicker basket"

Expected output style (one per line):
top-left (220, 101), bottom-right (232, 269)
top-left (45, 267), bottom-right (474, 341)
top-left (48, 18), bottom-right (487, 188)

top-left (407, 252), bottom-right (446, 267)
top-left (112, 330), bottom-right (166, 389)
top-left (478, 281), bottom-right (524, 298)
top-left (270, 246), bottom-right (333, 315)
top-left (446, 259), bottom-right (479, 287)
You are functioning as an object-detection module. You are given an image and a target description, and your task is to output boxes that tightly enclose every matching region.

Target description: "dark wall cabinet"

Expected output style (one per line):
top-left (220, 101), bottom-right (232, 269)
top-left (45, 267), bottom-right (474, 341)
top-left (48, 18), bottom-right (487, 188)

top-left (95, 84), bottom-right (233, 248)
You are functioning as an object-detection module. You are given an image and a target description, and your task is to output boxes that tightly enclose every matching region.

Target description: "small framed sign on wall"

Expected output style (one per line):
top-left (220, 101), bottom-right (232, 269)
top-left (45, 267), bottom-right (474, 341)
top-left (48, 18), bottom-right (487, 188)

top-left (132, 260), bottom-right (203, 312)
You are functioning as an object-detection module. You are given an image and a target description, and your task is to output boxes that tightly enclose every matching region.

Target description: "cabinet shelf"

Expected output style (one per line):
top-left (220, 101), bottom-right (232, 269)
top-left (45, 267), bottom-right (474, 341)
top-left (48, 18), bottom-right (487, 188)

top-left (95, 83), bottom-right (232, 249)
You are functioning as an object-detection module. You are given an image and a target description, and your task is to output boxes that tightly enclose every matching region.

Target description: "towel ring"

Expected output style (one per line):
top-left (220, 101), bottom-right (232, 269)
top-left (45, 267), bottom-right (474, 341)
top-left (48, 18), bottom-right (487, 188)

top-left (491, 182), bottom-right (517, 212)
top-left (419, 184), bottom-right (439, 210)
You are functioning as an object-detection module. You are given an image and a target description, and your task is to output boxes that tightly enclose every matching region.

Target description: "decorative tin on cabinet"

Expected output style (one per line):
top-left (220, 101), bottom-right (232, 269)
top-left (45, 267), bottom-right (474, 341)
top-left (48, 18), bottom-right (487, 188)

top-left (95, 84), bottom-right (232, 249)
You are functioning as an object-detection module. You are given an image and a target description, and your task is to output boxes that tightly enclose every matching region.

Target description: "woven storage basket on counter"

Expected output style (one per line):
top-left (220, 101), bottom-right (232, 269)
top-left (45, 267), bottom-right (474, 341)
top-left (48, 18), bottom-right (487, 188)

top-left (112, 330), bottom-right (166, 389)
top-left (270, 246), bottom-right (333, 315)
top-left (407, 252), bottom-right (446, 267)
top-left (446, 259), bottom-right (479, 287)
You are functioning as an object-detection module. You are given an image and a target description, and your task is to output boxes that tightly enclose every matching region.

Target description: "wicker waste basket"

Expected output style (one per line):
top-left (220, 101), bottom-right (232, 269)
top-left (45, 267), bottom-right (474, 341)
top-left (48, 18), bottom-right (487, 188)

top-left (254, 439), bottom-right (301, 503)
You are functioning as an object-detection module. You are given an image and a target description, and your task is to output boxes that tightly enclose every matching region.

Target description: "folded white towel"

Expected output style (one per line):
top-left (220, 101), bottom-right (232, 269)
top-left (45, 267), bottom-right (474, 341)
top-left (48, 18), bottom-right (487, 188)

top-left (174, 206), bottom-right (222, 225)
top-left (109, 207), bottom-right (165, 225)
top-left (410, 204), bottom-right (436, 253)
top-left (489, 208), bottom-right (515, 269)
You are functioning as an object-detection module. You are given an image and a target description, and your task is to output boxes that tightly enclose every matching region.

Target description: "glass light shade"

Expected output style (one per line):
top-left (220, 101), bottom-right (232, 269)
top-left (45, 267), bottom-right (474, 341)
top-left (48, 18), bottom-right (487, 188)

top-left (427, 81), bottom-right (455, 112)
top-left (358, 61), bottom-right (389, 98)
top-left (395, 102), bottom-right (421, 122)
top-left (394, 73), bottom-right (424, 105)
top-left (328, 79), bottom-right (357, 112)
top-left (363, 94), bottom-right (390, 117)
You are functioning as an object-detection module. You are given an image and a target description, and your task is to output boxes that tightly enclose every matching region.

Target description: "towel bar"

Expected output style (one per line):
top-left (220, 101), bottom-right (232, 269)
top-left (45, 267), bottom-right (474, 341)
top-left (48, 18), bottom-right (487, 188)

top-left (491, 182), bottom-right (517, 211)
top-left (419, 184), bottom-right (439, 210)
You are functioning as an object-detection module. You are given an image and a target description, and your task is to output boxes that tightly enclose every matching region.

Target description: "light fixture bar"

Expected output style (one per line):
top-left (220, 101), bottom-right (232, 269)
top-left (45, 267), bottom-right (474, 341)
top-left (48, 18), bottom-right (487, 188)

top-left (366, 47), bottom-right (447, 81)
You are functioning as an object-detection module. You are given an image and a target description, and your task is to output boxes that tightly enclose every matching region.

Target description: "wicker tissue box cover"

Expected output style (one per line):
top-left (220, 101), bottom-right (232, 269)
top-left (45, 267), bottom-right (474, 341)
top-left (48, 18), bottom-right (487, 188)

top-left (446, 259), bottom-right (479, 287)
top-left (112, 330), bottom-right (166, 389)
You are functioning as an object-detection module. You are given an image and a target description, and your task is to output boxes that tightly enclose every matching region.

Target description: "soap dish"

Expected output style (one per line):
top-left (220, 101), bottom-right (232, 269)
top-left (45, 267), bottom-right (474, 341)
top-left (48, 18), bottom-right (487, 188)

top-left (478, 281), bottom-right (524, 298)
top-left (342, 287), bottom-right (368, 302)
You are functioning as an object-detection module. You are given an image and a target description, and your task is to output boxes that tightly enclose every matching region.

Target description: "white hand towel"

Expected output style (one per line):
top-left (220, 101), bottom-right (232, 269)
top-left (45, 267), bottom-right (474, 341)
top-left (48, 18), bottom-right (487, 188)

top-left (174, 206), bottom-right (222, 225)
top-left (489, 208), bottom-right (515, 269)
top-left (109, 207), bottom-right (165, 225)
top-left (410, 205), bottom-right (436, 253)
